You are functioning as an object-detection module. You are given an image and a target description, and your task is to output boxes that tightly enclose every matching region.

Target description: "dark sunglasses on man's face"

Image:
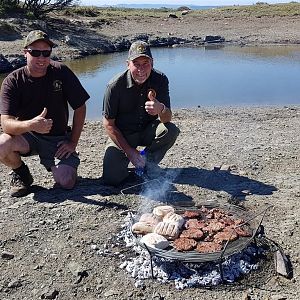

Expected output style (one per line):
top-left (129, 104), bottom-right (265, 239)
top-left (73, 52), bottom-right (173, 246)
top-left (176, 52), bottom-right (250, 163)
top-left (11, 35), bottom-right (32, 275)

top-left (26, 48), bottom-right (52, 58)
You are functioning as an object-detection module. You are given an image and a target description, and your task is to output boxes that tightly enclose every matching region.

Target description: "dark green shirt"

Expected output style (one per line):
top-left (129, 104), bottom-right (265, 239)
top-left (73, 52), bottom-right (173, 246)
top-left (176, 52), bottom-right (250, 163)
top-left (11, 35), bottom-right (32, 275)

top-left (103, 68), bottom-right (170, 135)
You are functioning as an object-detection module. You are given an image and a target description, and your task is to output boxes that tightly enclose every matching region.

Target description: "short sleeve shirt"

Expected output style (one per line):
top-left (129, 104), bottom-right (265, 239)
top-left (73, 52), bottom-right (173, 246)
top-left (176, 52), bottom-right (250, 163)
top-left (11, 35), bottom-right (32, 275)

top-left (0, 61), bottom-right (90, 136)
top-left (103, 68), bottom-right (170, 135)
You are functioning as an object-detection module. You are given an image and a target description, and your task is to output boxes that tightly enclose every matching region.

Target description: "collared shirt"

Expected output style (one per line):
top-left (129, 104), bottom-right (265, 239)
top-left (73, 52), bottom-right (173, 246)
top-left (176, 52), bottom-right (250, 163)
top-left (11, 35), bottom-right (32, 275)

top-left (103, 68), bottom-right (170, 135)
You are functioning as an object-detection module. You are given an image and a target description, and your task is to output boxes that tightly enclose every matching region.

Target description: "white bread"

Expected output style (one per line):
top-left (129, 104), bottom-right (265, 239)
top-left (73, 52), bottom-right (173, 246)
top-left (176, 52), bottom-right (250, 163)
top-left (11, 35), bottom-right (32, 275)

top-left (153, 205), bottom-right (175, 218)
top-left (140, 233), bottom-right (169, 249)
top-left (163, 212), bottom-right (185, 228)
top-left (154, 221), bottom-right (180, 240)
top-left (132, 222), bottom-right (154, 235)
top-left (139, 213), bottom-right (161, 225)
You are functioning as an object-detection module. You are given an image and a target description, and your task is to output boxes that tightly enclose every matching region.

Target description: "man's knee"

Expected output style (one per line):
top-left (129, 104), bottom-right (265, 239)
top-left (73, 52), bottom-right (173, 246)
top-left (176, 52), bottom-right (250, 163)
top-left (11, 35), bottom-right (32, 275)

top-left (165, 122), bottom-right (180, 140)
top-left (51, 165), bottom-right (77, 189)
top-left (103, 146), bottom-right (129, 186)
top-left (0, 133), bottom-right (12, 159)
top-left (157, 122), bottom-right (180, 144)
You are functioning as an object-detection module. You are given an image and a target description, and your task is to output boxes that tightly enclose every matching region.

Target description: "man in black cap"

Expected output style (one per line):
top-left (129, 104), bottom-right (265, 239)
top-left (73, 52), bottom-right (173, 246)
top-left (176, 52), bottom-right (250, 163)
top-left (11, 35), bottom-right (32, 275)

top-left (102, 40), bottom-right (180, 186)
top-left (0, 30), bottom-right (90, 197)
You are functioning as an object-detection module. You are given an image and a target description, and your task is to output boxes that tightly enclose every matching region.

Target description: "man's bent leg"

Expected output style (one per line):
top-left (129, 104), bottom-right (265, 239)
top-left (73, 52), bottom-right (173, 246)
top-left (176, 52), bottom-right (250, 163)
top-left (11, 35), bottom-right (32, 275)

top-left (0, 133), bottom-right (33, 197)
top-left (0, 133), bottom-right (30, 168)
top-left (143, 122), bottom-right (180, 164)
top-left (51, 164), bottom-right (77, 189)
top-left (102, 143), bottom-right (130, 186)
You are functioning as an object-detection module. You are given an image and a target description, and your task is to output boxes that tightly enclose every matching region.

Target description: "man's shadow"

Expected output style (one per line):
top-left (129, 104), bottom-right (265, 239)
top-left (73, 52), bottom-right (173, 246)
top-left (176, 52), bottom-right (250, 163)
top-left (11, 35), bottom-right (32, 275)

top-left (32, 177), bottom-right (128, 210)
top-left (165, 167), bottom-right (277, 200)
top-left (31, 166), bottom-right (277, 207)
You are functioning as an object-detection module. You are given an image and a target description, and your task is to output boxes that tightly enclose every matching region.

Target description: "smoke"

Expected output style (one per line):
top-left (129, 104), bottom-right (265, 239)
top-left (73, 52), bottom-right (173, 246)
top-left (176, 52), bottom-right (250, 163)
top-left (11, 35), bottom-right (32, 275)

top-left (138, 168), bottom-right (182, 215)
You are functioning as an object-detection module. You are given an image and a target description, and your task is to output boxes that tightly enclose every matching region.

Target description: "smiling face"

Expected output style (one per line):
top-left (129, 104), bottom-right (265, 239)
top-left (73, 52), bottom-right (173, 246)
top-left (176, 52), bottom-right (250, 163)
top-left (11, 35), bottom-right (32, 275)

top-left (24, 40), bottom-right (52, 77)
top-left (127, 56), bottom-right (153, 85)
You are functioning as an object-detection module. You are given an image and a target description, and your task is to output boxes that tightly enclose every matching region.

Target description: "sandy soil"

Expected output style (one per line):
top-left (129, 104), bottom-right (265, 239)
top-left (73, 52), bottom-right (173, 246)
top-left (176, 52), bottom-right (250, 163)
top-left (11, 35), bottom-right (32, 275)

top-left (0, 106), bottom-right (299, 300)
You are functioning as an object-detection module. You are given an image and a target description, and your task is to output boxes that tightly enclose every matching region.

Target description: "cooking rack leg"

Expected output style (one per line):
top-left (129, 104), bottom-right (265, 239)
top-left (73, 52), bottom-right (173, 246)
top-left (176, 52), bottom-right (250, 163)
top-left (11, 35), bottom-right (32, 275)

top-left (144, 244), bottom-right (155, 279)
top-left (217, 259), bottom-right (225, 283)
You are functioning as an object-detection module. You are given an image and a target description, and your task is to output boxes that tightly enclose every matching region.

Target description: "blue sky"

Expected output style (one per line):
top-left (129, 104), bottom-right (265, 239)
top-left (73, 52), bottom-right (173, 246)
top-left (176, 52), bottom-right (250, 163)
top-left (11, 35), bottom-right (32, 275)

top-left (79, 0), bottom-right (297, 6)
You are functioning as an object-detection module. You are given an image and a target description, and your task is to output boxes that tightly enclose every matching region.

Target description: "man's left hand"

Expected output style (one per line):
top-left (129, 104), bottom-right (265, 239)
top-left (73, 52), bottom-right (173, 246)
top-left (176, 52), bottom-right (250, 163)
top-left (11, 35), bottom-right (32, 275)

top-left (55, 140), bottom-right (77, 159)
top-left (145, 90), bottom-right (164, 115)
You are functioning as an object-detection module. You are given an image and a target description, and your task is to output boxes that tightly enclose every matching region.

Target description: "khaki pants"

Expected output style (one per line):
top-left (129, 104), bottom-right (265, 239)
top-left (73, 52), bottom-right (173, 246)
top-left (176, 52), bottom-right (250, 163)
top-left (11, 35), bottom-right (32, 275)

top-left (102, 120), bottom-right (180, 186)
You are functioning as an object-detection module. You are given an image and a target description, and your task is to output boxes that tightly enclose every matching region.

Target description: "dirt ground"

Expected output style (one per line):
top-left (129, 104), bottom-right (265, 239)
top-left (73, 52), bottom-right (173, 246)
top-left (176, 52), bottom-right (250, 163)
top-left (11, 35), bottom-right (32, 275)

top-left (0, 107), bottom-right (299, 300)
top-left (0, 7), bottom-right (300, 300)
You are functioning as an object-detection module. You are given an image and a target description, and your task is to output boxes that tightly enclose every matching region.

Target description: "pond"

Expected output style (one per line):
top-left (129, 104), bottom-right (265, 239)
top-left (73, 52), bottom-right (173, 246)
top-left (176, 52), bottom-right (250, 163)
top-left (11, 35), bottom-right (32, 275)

top-left (1, 45), bottom-right (300, 120)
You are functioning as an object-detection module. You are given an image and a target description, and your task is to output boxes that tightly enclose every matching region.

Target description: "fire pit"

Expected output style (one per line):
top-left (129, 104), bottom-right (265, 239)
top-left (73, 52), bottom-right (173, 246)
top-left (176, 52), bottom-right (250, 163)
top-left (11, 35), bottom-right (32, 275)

top-left (116, 201), bottom-right (277, 288)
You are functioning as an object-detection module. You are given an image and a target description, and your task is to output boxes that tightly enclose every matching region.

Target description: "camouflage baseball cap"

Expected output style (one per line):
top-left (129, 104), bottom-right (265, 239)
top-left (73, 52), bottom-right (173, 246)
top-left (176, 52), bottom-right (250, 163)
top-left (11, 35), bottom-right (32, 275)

top-left (128, 41), bottom-right (152, 61)
top-left (24, 30), bottom-right (55, 48)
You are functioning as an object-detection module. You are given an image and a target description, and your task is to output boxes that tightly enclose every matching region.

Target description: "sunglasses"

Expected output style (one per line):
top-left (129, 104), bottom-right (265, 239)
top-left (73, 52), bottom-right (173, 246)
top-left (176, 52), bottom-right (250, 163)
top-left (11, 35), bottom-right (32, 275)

top-left (26, 48), bottom-right (52, 58)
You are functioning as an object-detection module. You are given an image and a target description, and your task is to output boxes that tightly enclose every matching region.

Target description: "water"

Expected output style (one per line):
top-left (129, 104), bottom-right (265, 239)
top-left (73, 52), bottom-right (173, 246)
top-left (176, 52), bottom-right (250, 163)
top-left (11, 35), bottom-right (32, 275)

top-left (1, 45), bottom-right (300, 120)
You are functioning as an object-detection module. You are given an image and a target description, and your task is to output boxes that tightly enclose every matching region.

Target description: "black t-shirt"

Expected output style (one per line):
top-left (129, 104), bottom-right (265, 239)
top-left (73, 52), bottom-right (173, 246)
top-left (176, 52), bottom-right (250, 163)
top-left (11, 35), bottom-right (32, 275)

top-left (0, 61), bottom-right (90, 136)
top-left (103, 68), bottom-right (170, 135)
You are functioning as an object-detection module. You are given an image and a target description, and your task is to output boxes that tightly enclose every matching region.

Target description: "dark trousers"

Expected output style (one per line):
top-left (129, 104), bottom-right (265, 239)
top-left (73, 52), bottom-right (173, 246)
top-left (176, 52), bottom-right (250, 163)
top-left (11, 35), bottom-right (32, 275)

top-left (102, 120), bottom-right (180, 186)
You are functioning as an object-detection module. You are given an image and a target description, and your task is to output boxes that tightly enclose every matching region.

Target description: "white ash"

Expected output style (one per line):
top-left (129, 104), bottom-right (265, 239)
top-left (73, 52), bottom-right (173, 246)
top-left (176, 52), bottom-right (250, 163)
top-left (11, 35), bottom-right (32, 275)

top-left (116, 215), bottom-right (265, 290)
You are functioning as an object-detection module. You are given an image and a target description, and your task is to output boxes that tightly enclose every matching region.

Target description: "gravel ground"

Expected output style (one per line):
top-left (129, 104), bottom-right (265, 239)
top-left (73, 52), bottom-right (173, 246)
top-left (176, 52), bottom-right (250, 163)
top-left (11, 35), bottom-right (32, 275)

top-left (1, 106), bottom-right (299, 300)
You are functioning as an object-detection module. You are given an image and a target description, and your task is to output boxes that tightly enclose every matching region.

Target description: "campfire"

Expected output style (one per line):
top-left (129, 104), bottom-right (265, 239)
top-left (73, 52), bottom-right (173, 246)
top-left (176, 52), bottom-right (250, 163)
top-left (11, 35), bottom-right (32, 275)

top-left (116, 200), bottom-right (276, 289)
top-left (115, 177), bottom-right (291, 289)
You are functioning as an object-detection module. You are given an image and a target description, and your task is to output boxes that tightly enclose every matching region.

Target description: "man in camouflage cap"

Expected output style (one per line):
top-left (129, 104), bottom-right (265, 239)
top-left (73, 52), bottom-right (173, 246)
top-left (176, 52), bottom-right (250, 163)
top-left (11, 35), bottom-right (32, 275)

top-left (0, 30), bottom-right (90, 197)
top-left (102, 40), bottom-right (180, 186)
top-left (23, 30), bottom-right (55, 48)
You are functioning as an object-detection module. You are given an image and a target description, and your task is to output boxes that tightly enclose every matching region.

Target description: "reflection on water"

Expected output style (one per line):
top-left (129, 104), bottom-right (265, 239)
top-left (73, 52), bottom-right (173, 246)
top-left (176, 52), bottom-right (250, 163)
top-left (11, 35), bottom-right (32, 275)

top-left (1, 45), bottom-right (300, 121)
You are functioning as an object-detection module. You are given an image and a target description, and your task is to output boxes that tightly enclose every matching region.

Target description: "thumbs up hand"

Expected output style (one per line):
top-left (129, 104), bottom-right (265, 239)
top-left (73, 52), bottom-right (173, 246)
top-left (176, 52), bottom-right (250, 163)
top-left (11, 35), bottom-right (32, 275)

top-left (30, 107), bottom-right (53, 134)
top-left (145, 89), bottom-right (164, 116)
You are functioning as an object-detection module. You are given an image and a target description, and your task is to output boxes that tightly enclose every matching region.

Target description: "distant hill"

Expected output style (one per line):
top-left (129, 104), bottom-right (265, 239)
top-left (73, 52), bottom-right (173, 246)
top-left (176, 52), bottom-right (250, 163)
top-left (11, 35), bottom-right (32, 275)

top-left (101, 3), bottom-right (219, 10)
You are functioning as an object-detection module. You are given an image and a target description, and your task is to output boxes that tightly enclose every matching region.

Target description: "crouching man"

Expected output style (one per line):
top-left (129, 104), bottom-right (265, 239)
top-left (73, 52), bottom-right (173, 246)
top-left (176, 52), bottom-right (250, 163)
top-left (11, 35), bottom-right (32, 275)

top-left (0, 30), bottom-right (90, 197)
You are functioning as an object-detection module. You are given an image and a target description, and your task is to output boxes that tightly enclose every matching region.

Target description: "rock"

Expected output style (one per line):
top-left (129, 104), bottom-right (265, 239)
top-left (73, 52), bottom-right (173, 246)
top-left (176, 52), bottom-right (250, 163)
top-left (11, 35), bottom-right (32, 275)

top-left (7, 279), bottom-right (22, 288)
top-left (41, 288), bottom-right (59, 299)
top-left (1, 251), bottom-right (14, 260)
top-left (0, 54), bottom-right (12, 73)
top-left (168, 14), bottom-right (178, 19)
top-left (204, 35), bottom-right (225, 43)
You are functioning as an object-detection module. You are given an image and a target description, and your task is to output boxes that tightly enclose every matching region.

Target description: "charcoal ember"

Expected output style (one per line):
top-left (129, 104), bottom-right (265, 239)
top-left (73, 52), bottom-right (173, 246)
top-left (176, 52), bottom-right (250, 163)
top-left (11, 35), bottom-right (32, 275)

top-left (196, 242), bottom-right (222, 253)
top-left (180, 228), bottom-right (204, 240)
top-left (184, 219), bottom-right (206, 229)
top-left (214, 228), bottom-right (238, 244)
top-left (173, 238), bottom-right (197, 251)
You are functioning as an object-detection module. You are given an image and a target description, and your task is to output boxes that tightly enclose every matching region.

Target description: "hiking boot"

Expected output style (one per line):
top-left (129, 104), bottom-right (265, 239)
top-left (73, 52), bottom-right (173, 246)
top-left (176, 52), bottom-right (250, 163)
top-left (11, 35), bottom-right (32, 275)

top-left (10, 168), bottom-right (33, 197)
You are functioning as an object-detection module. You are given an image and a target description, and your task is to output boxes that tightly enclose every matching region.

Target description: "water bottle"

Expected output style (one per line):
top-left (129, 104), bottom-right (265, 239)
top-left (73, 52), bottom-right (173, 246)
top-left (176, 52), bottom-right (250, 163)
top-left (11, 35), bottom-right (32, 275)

top-left (135, 149), bottom-right (146, 177)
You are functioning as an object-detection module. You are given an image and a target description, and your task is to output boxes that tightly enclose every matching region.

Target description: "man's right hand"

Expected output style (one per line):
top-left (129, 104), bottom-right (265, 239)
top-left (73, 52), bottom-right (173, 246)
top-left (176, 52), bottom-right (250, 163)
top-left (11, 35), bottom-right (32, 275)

top-left (30, 107), bottom-right (53, 134)
top-left (127, 148), bottom-right (146, 169)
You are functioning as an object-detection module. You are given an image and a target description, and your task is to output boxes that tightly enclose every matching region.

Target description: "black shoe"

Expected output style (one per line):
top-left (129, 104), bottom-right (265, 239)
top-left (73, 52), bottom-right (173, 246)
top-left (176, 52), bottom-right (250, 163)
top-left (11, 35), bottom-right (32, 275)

top-left (10, 168), bottom-right (33, 197)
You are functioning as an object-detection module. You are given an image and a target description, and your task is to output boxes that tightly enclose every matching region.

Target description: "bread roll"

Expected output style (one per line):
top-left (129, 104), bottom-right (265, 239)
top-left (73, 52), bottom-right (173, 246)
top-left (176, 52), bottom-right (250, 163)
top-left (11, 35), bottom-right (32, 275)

top-left (139, 213), bottom-right (161, 225)
top-left (163, 212), bottom-right (185, 228)
top-left (140, 233), bottom-right (169, 249)
top-left (153, 205), bottom-right (175, 218)
top-left (154, 221), bottom-right (180, 240)
top-left (132, 222), bottom-right (154, 235)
